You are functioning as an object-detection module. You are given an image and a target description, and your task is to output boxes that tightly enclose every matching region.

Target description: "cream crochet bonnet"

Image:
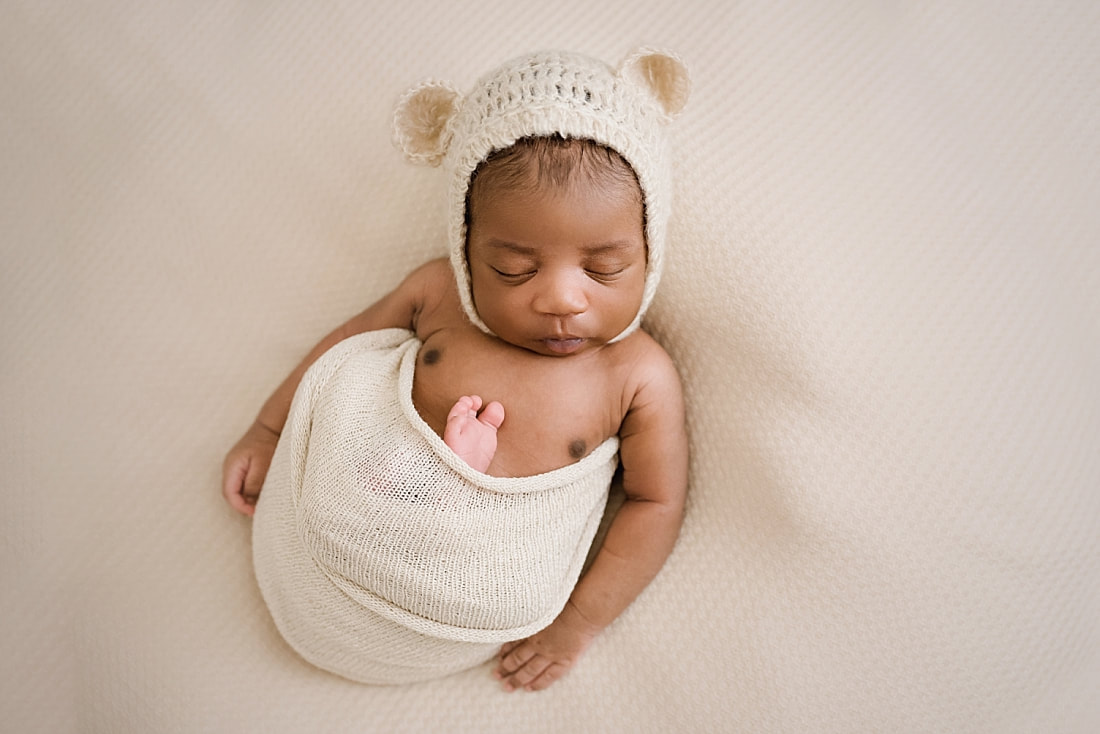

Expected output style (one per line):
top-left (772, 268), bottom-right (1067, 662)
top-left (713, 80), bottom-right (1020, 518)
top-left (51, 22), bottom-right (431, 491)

top-left (393, 48), bottom-right (690, 341)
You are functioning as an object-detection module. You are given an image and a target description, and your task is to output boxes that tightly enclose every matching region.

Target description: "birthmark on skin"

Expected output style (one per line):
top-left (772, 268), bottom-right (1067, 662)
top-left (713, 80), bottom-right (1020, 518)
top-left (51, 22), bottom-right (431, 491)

top-left (422, 348), bottom-right (442, 366)
top-left (568, 439), bottom-right (587, 460)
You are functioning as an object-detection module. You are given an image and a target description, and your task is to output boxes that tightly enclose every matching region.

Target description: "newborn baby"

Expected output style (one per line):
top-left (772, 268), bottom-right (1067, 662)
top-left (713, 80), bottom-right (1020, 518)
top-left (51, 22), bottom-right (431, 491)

top-left (222, 48), bottom-right (691, 691)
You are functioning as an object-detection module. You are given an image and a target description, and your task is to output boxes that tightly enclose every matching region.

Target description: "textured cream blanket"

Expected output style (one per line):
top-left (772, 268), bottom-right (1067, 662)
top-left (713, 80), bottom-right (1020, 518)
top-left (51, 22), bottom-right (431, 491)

top-left (4, 2), bottom-right (1098, 732)
top-left (252, 329), bottom-right (619, 683)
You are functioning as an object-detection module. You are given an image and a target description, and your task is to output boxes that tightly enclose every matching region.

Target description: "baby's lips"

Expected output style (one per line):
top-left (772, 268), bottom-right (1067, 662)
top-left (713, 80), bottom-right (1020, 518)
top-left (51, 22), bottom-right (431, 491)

top-left (541, 337), bottom-right (587, 355)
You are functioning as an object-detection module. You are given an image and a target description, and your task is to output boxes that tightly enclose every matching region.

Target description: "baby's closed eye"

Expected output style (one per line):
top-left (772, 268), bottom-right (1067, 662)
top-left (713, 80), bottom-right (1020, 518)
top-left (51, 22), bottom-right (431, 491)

top-left (491, 266), bottom-right (537, 282)
top-left (584, 259), bottom-right (633, 281)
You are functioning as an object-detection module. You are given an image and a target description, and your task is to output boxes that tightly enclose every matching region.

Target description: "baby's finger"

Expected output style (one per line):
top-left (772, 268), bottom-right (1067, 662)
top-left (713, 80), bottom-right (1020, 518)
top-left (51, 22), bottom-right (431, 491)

top-left (525, 661), bottom-right (568, 692)
top-left (222, 457), bottom-right (252, 514)
top-left (244, 457), bottom-right (273, 511)
top-left (496, 641), bottom-right (535, 676)
top-left (501, 654), bottom-right (550, 692)
top-left (243, 461), bottom-right (267, 498)
top-left (492, 642), bottom-right (521, 681)
top-left (498, 640), bottom-right (522, 659)
top-left (239, 491), bottom-right (258, 515)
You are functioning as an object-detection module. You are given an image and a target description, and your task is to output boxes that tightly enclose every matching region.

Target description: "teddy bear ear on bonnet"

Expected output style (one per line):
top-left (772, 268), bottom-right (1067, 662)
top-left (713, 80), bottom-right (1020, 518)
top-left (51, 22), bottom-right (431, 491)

top-left (617, 47), bottom-right (691, 120)
top-left (391, 81), bottom-right (462, 166)
top-left (392, 47), bottom-right (689, 166)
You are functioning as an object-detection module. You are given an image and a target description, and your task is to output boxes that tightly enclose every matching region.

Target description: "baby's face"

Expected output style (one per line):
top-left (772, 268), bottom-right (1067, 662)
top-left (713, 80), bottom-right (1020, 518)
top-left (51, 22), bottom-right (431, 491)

top-left (467, 177), bottom-right (646, 357)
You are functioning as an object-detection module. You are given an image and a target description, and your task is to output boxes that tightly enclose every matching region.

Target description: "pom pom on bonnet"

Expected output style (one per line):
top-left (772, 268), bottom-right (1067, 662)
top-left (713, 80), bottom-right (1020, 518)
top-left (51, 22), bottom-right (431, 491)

top-left (393, 48), bottom-right (690, 341)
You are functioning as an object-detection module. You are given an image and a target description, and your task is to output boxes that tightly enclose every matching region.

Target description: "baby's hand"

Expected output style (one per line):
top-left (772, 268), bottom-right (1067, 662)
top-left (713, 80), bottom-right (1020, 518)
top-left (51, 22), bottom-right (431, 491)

top-left (221, 421), bottom-right (280, 516)
top-left (494, 601), bottom-right (600, 692)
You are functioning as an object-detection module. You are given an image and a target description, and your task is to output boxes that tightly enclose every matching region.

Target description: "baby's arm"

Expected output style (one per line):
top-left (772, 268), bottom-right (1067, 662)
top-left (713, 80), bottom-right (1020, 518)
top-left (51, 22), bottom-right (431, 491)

top-left (221, 261), bottom-right (443, 515)
top-left (494, 345), bottom-right (689, 691)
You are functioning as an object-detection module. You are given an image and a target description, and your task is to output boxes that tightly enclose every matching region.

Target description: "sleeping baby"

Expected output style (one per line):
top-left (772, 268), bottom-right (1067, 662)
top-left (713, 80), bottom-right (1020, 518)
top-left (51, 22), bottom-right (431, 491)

top-left (221, 48), bottom-right (690, 692)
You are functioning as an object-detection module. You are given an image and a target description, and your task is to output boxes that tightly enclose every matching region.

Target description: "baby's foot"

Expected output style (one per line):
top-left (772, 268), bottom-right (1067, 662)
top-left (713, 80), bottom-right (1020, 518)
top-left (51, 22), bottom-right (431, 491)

top-left (444, 395), bottom-right (505, 473)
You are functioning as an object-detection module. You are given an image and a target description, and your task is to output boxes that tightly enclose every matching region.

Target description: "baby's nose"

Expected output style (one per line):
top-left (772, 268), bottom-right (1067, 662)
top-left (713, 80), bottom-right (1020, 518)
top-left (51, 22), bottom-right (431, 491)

top-left (533, 273), bottom-right (588, 316)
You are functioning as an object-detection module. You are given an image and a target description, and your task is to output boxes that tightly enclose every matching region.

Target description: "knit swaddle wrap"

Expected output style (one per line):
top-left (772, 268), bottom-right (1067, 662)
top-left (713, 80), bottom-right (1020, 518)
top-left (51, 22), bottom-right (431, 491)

top-left (252, 329), bottom-right (619, 683)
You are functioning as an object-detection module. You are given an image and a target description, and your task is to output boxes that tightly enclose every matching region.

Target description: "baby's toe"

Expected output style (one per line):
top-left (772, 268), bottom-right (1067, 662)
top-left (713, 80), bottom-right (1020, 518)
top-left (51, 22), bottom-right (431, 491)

top-left (447, 395), bottom-right (480, 421)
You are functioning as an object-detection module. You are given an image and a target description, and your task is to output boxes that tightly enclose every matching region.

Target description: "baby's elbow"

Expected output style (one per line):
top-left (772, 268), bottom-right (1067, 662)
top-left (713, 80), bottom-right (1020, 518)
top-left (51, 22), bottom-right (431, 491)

top-left (625, 491), bottom-right (685, 528)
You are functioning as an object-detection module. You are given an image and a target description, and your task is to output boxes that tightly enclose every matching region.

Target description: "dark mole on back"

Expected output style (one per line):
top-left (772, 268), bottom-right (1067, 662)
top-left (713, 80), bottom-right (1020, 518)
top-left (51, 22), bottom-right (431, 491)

top-left (568, 439), bottom-right (587, 460)
top-left (422, 348), bottom-right (442, 366)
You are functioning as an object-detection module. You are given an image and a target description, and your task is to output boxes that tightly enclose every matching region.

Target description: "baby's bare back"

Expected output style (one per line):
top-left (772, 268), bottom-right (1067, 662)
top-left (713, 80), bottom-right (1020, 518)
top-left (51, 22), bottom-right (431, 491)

top-left (409, 264), bottom-right (645, 478)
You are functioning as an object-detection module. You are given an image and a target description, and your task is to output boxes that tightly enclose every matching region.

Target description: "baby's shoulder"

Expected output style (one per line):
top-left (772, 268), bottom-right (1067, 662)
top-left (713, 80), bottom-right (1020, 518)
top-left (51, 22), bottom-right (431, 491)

top-left (387, 258), bottom-right (453, 310)
top-left (610, 328), bottom-right (677, 372)
top-left (402, 257), bottom-right (457, 302)
top-left (405, 257), bottom-right (453, 291)
top-left (606, 330), bottom-right (683, 401)
top-left (406, 258), bottom-right (464, 335)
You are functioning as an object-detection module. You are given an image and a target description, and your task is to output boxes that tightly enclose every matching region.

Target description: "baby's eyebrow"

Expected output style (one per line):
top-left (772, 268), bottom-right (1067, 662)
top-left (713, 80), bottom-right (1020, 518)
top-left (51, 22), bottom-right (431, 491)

top-left (483, 238), bottom-right (639, 255)
top-left (485, 239), bottom-right (538, 255)
top-left (581, 241), bottom-right (638, 254)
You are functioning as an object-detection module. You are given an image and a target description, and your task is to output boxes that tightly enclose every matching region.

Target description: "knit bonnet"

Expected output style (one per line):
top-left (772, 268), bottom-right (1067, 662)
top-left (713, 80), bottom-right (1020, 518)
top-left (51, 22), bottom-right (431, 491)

top-left (393, 48), bottom-right (690, 341)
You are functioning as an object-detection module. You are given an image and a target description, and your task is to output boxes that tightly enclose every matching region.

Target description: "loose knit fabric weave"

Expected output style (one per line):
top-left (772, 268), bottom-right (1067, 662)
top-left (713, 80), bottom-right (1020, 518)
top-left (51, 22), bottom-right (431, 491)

top-left (251, 329), bottom-right (619, 684)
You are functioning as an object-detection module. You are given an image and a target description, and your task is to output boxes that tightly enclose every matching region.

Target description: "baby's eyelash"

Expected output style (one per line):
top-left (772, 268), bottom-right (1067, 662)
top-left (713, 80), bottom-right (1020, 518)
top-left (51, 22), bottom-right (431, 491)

top-left (492, 267), bottom-right (536, 280)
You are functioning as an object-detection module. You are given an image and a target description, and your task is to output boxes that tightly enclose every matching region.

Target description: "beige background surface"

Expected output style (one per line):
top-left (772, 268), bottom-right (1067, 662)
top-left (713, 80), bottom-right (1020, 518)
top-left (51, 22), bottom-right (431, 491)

top-left (3, 1), bottom-right (1098, 732)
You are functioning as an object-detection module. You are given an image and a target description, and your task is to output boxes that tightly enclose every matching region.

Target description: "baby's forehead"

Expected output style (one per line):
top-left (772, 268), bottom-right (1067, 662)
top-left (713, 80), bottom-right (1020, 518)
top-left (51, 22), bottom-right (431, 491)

top-left (467, 175), bottom-right (647, 262)
top-left (469, 137), bottom-right (643, 206)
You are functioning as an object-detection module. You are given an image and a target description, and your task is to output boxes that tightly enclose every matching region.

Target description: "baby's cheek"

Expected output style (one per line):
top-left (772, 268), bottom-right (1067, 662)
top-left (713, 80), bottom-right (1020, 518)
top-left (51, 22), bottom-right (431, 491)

top-left (618, 278), bottom-right (646, 314)
top-left (473, 286), bottom-right (520, 331)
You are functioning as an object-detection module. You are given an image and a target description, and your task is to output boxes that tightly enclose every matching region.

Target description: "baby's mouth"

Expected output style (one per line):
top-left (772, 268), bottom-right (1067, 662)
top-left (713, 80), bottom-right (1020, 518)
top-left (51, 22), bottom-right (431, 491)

top-left (541, 337), bottom-right (586, 355)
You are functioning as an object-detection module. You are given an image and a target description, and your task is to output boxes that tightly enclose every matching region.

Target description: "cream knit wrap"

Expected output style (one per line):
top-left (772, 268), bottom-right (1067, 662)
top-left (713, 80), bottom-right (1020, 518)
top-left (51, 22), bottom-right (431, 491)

top-left (252, 329), bottom-right (619, 683)
top-left (393, 48), bottom-right (690, 341)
